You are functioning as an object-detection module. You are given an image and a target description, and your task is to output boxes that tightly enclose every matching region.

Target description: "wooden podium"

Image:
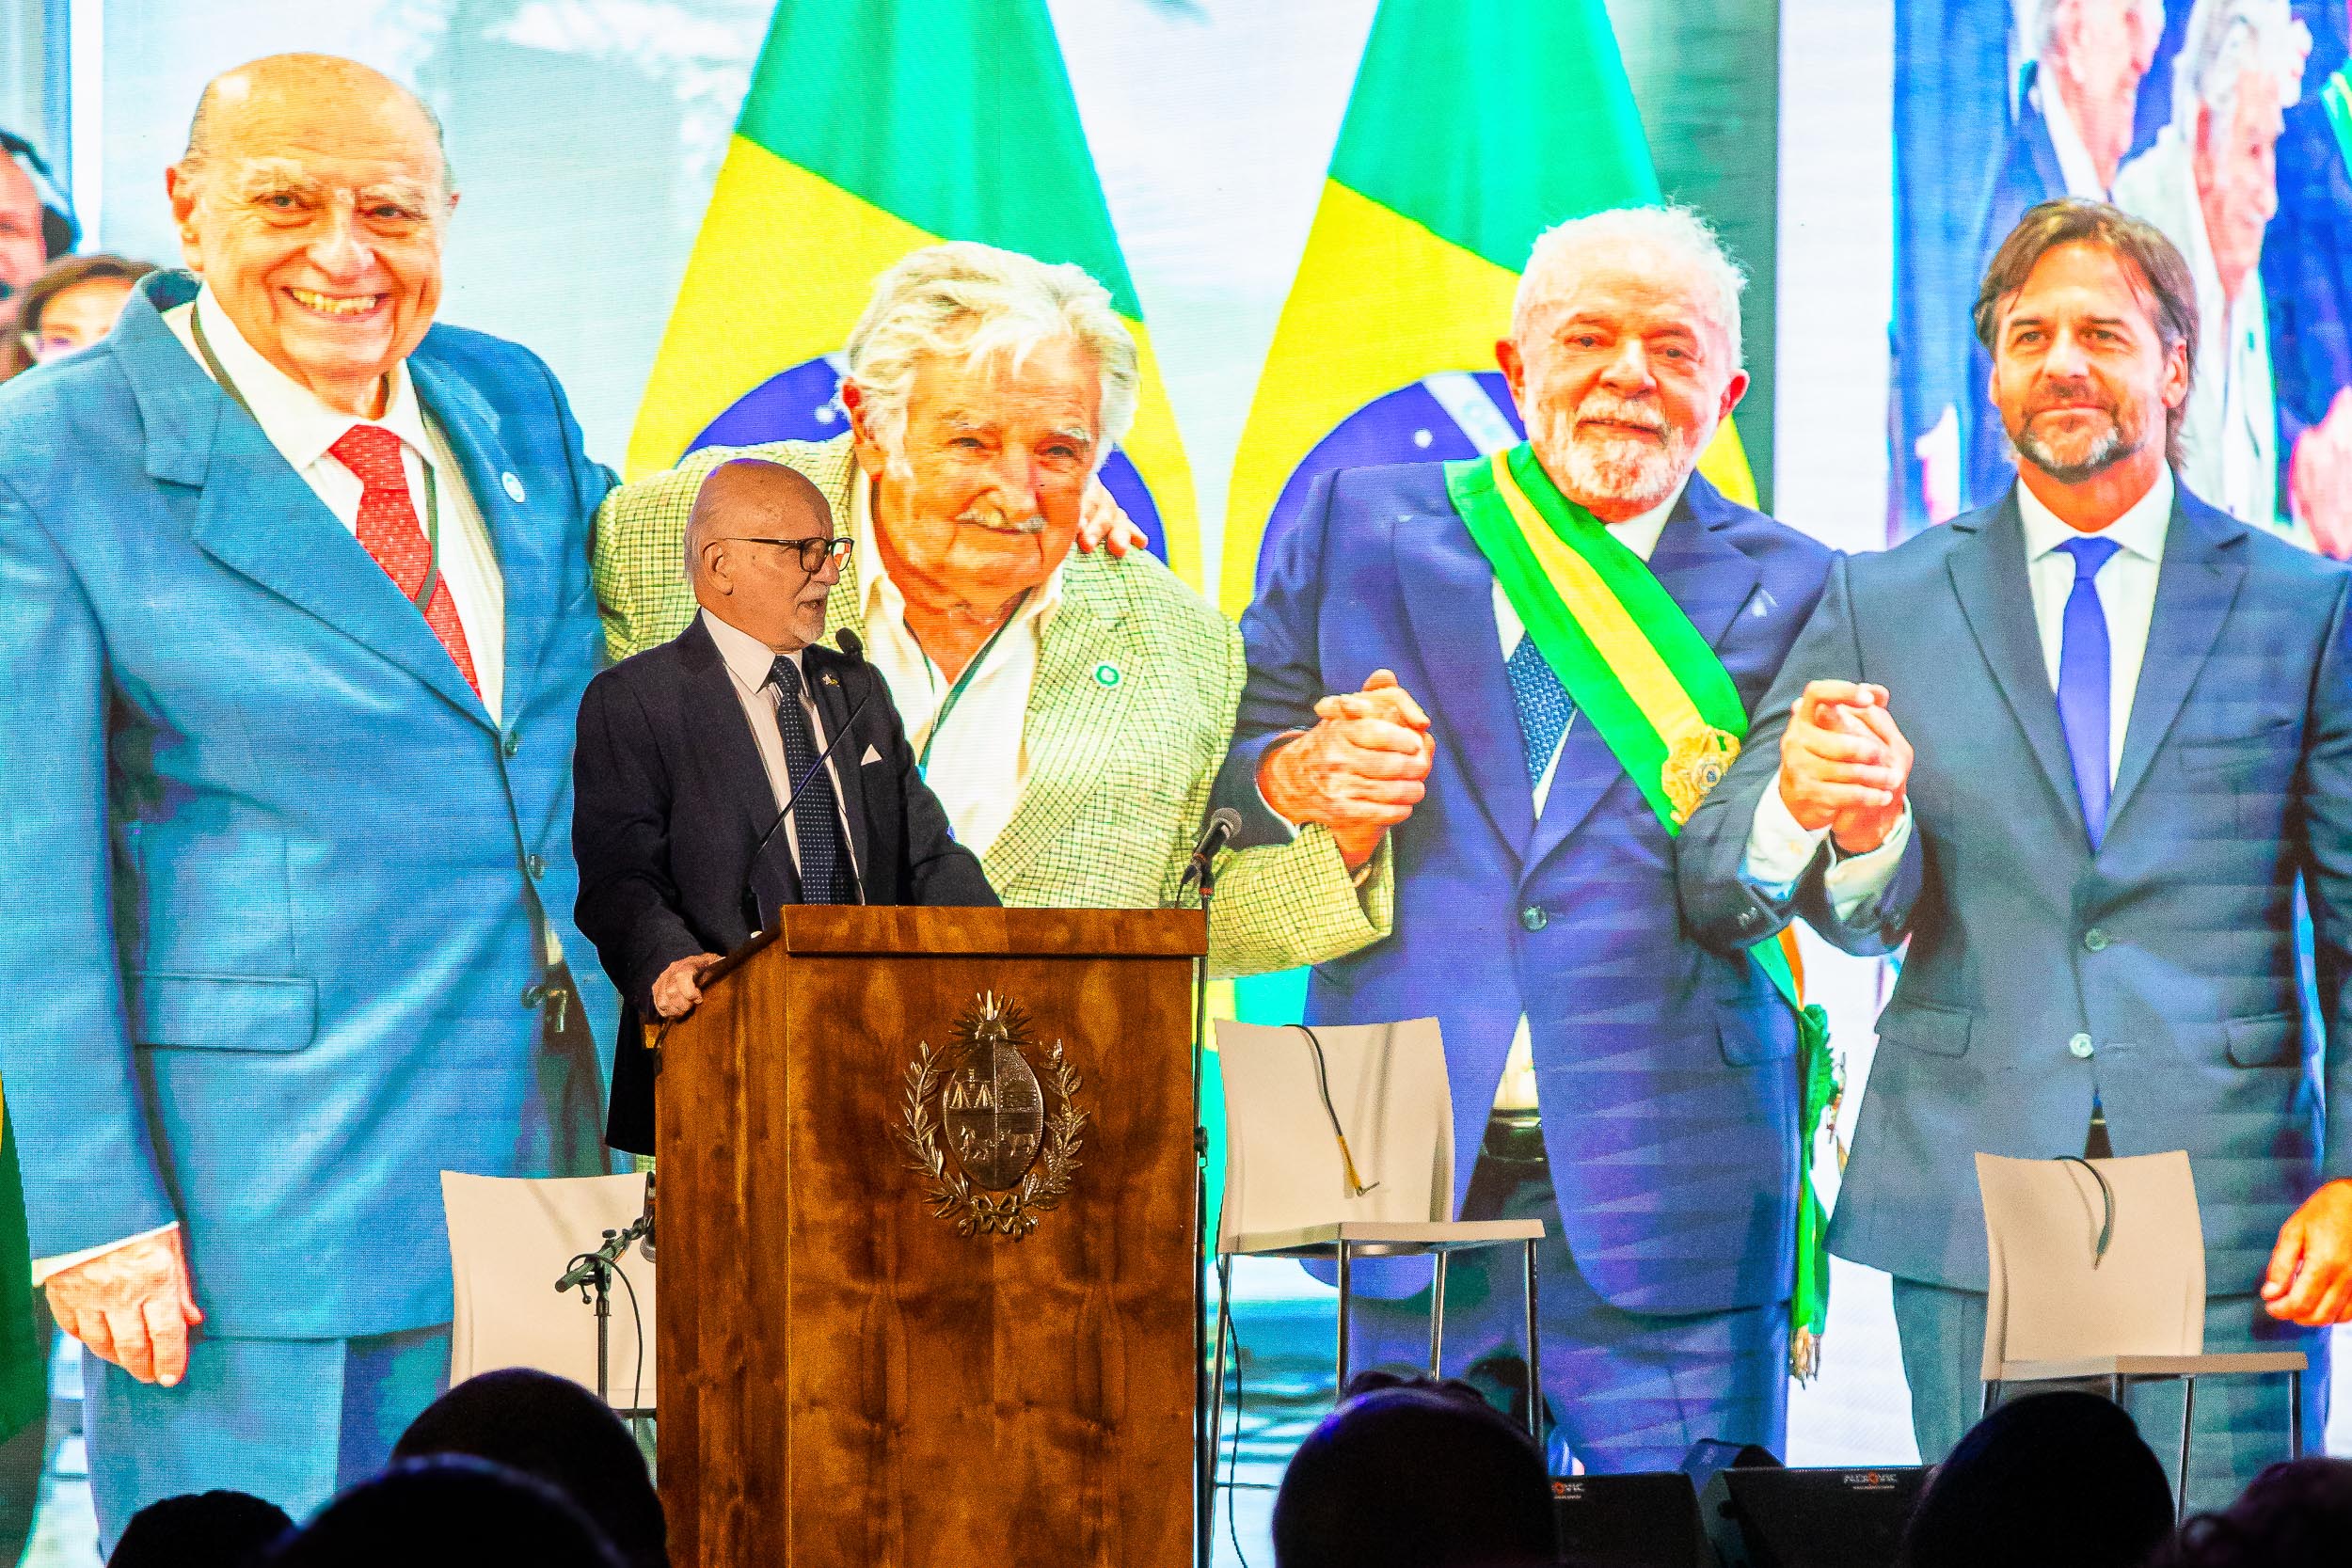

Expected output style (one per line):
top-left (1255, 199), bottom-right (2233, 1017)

top-left (654, 905), bottom-right (1205, 1567)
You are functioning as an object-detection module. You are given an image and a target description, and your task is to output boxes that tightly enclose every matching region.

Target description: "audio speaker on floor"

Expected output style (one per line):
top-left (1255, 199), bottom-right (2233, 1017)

top-left (1698, 1464), bottom-right (1928, 1568)
top-left (1549, 1472), bottom-right (1708, 1568)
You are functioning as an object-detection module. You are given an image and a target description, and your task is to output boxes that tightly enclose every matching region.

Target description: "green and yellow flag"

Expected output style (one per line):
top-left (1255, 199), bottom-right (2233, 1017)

top-left (1219, 0), bottom-right (1756, 615)
top-left (0, 1098), bottom-right (44, 1447)
top-left (628, 0), bottom-right (1200, 583)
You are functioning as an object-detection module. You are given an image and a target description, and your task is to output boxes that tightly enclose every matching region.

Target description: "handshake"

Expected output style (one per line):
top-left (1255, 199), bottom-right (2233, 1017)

top-left (1257, 669), bottom-right (1438, 869)
top-left (1775, 681), bottom-right (1915, 854)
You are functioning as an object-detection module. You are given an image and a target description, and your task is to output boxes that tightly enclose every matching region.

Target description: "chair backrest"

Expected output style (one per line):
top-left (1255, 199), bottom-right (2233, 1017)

top-left (1975, 1150), bottom-right (2205, 1377)
top-left (442, 1171), bottom-right (656, 1411)
top-left (1213, 1017), bottom-right (1454, 1251)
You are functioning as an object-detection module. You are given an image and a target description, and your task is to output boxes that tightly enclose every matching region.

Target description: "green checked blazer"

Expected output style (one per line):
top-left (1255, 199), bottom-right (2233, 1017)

top-left (590, 434), bottom-right (1392, 977)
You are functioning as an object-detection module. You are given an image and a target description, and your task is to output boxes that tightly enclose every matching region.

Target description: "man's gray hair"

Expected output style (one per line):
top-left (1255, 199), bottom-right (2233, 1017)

top-left (1512, 205), bottom-right (1747, 368)
top-left (2016, 0), bottom-right (2164, 63)
top-left (842, 242), bottom-right (1138, 466)
top-left (2171, 0), bottom-right (2307, 131)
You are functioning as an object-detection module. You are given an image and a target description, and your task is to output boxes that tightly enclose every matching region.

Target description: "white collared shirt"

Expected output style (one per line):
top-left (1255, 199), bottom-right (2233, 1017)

top-left (1742, 467), bottom-right (2177, 912)
top-left (851, 468), bottom-right (1063, 861)
top-left (701, 609), bottom-right (862, 895)
top-left (1490, 475), bottom-right (1684, 1113)
top-left (162, 285), bottom-right (507, 723)
top-left (2034, 70), bottom-right (2110, 200)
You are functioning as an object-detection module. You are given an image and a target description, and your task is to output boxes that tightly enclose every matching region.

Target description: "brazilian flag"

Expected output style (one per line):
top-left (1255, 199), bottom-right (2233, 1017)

top-left (1220, 0), bottom-right (1757, 615)
top-left (0, 1099), bottom-right (42, 1449)
top-left (627, 0), bottom-right (1200, 583)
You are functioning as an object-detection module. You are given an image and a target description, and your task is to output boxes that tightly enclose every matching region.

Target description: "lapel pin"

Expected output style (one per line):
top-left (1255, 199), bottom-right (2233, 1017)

top-left (1093, 662), bottom-right (1120, 688)
top-left (822, 673), bottom-right (841, 687)
top-left (501, 471), bottom-right (527, 503)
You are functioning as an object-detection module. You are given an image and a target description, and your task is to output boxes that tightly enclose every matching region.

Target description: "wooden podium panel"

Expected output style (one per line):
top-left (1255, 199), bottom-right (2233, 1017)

top-left (656, 907), bottom-right (1203, 1567)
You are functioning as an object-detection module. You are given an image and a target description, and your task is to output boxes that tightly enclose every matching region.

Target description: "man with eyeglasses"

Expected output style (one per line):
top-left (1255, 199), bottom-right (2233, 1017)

top-left (574, 456), bottom-right (996, 1150)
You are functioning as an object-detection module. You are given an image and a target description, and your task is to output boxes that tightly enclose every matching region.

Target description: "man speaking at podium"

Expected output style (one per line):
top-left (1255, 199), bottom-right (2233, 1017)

top-left (574, 457), bottom-right (996, 1153)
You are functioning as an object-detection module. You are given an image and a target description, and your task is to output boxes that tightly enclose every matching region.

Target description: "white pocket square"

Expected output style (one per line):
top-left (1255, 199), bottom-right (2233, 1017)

top-left (860, 744), bottom-right (883, 766)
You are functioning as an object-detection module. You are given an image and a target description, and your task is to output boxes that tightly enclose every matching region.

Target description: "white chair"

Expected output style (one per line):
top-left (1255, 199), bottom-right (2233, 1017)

top-left (1212, 1017), bottom-right (1545, 1441)
top-left (441, 1171), bottom-right (657, 1420)
top-left (1975, 1150), bottom-right (2305, 1516)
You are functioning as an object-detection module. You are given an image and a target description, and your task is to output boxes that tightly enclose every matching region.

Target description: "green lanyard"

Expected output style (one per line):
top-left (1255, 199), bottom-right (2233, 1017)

top-left (189, 301), bottom-right (442, 614)
top-left (914, 589), bottom-right (1032, 779)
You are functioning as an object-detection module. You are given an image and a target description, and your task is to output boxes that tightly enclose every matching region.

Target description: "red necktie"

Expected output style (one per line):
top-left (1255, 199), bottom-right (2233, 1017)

top-left (327, 424), bottom-right (480, 699)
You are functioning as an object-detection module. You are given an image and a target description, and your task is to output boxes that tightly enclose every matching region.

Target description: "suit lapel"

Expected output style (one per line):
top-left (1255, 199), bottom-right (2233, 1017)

top-left (1396, 509), bottom-right (1534, 855)
top-left (2107, 497), bottom-right (2247, 831)
top-left (984, 571), bottom-right (1138, 888)
top-left (410, 350), bottom-right (540, 721)
top-left (803, 642), bottom-right (876, 892)
top-left (1947, 495), bottom-right (2083, 837)
top-left (1523, 484), bottom-right (1764, 870)
top-left (677, 618), bottom-right (790, 899)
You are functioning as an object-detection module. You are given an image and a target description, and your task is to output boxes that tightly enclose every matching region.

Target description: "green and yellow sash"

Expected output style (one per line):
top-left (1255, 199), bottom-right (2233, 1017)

top-left (1446, 442), bottom-right (1838, 1379)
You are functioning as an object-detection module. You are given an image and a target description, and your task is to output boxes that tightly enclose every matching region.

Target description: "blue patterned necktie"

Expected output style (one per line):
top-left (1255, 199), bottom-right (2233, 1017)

top-left (1504, 636), bottom-right (1575, 787)
top-left (2055, 535), bottom-right (2122, 848)
top-left (766, 656), bottom-right (855, 904)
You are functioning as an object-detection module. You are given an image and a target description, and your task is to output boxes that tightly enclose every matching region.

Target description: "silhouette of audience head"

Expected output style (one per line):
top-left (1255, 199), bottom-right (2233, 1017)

top-left (1273, 1371), bottom-right (1555, 1568)
top-left (2154, 1456), bottom-right (2352, 1568)
top-left (1899, 1389), bottom-right (2173, 1568)
top-left (109, 1490), bottom-right (293, 1568)
top-left (261, 1455), bottom-right (625, 1568)
top-left (393, 1368), bottom-right (666, 1568)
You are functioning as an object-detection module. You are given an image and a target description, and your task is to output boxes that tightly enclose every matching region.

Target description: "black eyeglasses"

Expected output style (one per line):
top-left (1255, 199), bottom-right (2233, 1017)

top-left (715, 535), bottom-right (853, 573)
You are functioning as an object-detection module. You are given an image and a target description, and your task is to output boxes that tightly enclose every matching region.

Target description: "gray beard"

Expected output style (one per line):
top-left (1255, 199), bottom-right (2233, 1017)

top-left (1534, 403), bottom-right (1687, 513)
top-left (2016, 417), bottom-right (2135, 485)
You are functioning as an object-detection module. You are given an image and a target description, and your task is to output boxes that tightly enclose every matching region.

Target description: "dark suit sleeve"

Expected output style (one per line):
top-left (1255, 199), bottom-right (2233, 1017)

top-left (1679, 553), bottom-right (1924, 958)
top-left (1212, 468), bottom-right (1342, 849)
top-left (864, 669), bottom-right (996, 907)
top-left (2296, 573), bottom-right (2352, 1182)
top-left (571, 672), bottom-right (710, 1015)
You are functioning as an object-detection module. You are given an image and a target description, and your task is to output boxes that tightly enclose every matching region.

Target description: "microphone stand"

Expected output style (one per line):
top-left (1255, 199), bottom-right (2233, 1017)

top-left (556, 1174), bottom-right (657, 1442)
top-left (1189, 858), bottom-right (1216, 1568)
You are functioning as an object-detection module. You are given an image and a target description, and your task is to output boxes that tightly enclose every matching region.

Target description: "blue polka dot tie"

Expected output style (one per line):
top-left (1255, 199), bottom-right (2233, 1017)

top-left (1504, 637), bottom-right (1575, 787)
top-left (766, 657), bottom-right (855, 904)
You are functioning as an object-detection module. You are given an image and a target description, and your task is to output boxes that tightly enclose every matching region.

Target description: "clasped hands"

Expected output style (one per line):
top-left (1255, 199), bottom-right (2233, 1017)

top-left (1258, 669), bottom-right (1436, 868)
top-left (1773, 680), bottom-right (1913, 855)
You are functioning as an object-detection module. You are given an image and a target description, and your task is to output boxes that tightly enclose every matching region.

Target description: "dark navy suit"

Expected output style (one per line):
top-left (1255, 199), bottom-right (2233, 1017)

top-left (1216, 461), bottom-right (1835, 1466)
top-left (1680, 483), bottom-right (2352, 1502)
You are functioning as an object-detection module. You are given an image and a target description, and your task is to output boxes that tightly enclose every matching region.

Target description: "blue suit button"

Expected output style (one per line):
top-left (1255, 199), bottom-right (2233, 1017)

top-left (503, 730), bottom-right (521, 758)
top-left (2069, 1033), bottom-right (2094, 1059)
top-left (526, 853), bottom-right (547, 880)
top-left (521, 983), bottom-right (548, 1008)
top-left (2083, 927), bottom-right (2111, 953)
top-left (1519, 905), bottom-right (1549, 932)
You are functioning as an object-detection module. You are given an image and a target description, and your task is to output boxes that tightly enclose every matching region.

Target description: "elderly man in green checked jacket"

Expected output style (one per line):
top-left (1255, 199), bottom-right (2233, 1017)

top-left (595, 242), bottom-right (1427, 971)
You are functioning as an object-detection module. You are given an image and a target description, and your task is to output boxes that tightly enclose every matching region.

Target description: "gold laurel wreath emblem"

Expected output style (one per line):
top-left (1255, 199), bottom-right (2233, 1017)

top-left (894, 994), bottom-right (1088, 1241)
top-left (1662, 725), bottom-right (1741, 826)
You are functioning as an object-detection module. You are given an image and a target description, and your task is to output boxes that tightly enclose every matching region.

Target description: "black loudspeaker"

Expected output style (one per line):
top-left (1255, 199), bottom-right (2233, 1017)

top-left (1698, 1465), bottom-right (1929, 1568)
top-left (1550, 1473), bottom-right (1708, 1568)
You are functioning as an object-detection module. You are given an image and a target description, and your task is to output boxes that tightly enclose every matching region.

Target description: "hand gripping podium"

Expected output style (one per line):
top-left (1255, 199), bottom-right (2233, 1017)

top-left (653, 906), bottom-right (1205, 1567)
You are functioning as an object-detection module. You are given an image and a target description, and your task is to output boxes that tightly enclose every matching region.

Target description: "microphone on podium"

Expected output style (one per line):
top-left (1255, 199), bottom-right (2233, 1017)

top-left (1178, 807), bottom-right (1243, 895)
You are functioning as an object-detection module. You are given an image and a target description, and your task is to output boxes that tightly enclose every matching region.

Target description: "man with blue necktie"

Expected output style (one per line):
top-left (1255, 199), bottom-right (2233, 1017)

top-left (1681, 198), bottom-right (2352, 1506)
top-left (0, 55), bottom-right (616, 1540)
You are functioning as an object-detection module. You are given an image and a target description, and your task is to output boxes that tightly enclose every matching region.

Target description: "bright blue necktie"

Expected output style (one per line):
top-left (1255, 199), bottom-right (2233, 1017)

top-left (2055, 535), bottom-right (2122, 848)
top-left (1504, 636), bottom-right (1575, 787)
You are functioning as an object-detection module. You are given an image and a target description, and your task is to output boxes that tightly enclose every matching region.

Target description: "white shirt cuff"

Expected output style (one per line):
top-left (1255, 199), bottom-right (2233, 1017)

top-left (1742, 783), bottom-right (1832, 898)
top-left (32, 1222), bottom-right (180, 1287)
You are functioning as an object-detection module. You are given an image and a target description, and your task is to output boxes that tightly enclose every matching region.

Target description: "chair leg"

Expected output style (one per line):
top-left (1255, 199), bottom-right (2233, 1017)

top-left (2292, 1370), bottom-right (2305, 1459)
top-left (1208, 1254), bottom-right (1232, 1495)
top-left (2176, 1376), bottom-right (2196, 1524)
top-left (1523, 1239), bottom-right (1543, 1443)
top-left (1335, 1243), bottom-right (1352, 1404)
top-left (1427, 1252), bottom-right (1449, 1377)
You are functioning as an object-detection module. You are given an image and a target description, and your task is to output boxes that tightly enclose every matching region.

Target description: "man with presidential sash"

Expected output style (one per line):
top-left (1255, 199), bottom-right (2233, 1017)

top-left (1216, 206), bottom-right (1836, 1469)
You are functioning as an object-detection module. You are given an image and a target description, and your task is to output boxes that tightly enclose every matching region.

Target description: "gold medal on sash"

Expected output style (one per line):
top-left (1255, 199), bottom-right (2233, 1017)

top-left (1661, 725), bottom-right (1740, 826)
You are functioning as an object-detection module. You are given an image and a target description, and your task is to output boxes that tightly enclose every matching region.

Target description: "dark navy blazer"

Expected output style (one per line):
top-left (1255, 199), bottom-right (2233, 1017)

top-left (1215, 462), bottom-right (1836, 1314)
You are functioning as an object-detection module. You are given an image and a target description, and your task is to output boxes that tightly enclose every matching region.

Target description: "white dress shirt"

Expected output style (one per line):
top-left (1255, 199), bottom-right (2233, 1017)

top-left (2034, 71), bottom-right (2110, 201)
top-left (850, 469), bottom-right (1061, 861)
top-left (40, 292), bottom-right (516, 1285)
top-left (163, 286), bottom-right (507, 723)
top-left (1742, 467), bottom-right (2175, 912)
top-left (1490, 479), bottom-right (1684, 1113)
top-left (701, 609), bottom-right (863, 893)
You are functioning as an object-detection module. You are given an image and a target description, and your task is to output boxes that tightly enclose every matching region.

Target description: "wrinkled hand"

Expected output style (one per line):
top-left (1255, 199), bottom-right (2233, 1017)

top-left (2290, 390), bottom-right (2352, 562)
top-left (46, 1228), bottom-right (202, 1386)
top-left (1074, 476), bottom-right (1148, 558)
top-left (1775, 681), bottom-right (1912, 853)
top-left (1258, 670), bottom-right (1436, 868)
top-left (652, 953), bottom-right (723, 1021)
top-left (2263, 1180), bottom-right (2352, 1325)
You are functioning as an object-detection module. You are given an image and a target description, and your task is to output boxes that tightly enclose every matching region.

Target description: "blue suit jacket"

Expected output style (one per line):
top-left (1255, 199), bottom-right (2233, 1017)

top-left (1215, 463), bottom-right (1836, 1314)
top-left (2264, 95), bottom-right (2352, 471)
top-left (0, 272), bottom-right (618, 1338)
top-left (1680, 483), bottom-right (2352, 1294)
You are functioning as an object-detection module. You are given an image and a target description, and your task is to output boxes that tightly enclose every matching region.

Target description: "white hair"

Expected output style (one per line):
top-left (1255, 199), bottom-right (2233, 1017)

top-left (1511, 205), bottom-right (1747, 368)
top-left (2015, 0), bottom-right (2164, 63)
top-left (2172, 0), bottom-right (2307, 131)
top-left (841, 241), bottom-right (1139, 469)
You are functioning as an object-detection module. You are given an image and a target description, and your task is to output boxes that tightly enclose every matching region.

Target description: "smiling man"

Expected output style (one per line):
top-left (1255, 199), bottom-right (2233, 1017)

top-left (0, 55), bottom-right (617, 1539)
top-left (1214, 207), bottom-right (1836, 1470)
top-left (1681, 198), bottom-right (2352, 1506)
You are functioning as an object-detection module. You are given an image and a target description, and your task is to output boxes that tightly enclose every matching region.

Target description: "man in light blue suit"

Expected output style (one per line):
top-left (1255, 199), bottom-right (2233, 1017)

top-left (1215, 209), bottom-right (1836, 1471)
top-left (0, 55), bottom-right (615, 1540)
top-left (1681, 198), bottom-right (2352, 1507)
